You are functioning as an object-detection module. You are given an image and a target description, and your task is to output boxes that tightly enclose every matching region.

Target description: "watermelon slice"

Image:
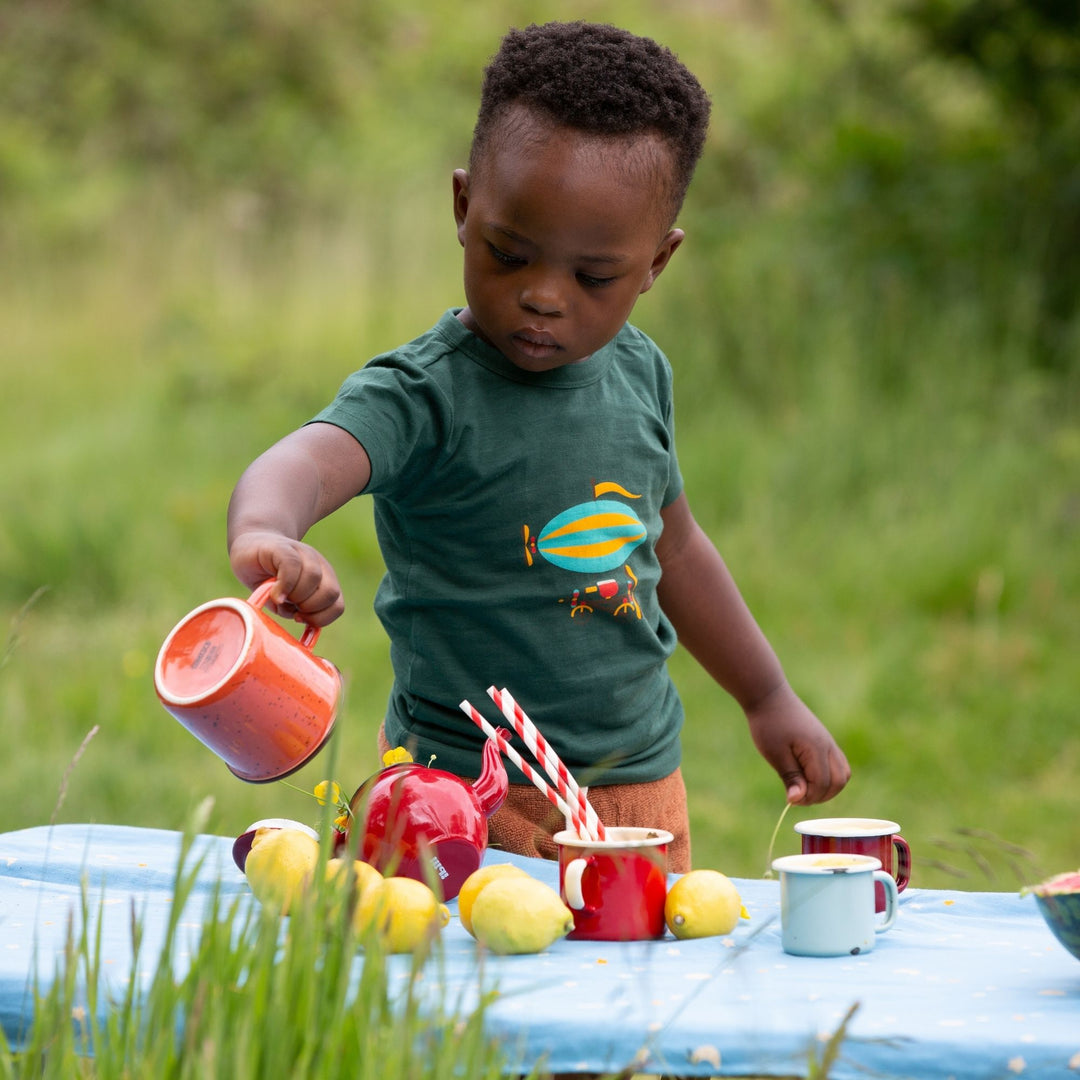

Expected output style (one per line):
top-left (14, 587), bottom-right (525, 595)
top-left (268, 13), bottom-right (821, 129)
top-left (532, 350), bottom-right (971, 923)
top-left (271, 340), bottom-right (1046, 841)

top-left (1032, 870), bottom-right (1080, 896)
top-left (1030, 869), bottom-right (1080, 963)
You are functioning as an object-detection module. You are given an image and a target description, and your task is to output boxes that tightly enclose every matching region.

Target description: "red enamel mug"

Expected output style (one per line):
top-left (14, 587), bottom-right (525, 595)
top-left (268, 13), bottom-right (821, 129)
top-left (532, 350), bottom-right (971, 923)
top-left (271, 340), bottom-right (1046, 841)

top-left (795, 817), bottom-right (911, 913)
top-left (555, 827), bottom-right (672, 941)
top-left (154, 579), bottom-right (341, 782)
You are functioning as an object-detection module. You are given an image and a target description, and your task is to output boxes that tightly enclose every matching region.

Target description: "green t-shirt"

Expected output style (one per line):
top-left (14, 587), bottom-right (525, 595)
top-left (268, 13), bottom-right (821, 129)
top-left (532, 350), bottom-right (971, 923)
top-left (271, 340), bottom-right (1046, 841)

top-left (312, 309), bottom-right (685, 786)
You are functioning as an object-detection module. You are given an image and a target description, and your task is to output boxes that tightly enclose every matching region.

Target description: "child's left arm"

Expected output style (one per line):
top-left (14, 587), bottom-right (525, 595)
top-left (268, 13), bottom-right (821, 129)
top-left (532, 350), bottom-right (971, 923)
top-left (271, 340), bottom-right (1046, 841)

top-left (656, 493), bottom-right (850, 805)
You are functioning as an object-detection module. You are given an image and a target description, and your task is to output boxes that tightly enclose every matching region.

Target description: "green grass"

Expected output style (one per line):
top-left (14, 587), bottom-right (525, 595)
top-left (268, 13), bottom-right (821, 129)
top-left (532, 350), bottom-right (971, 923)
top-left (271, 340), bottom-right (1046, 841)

top-left (2, 5), bottom-right (1078, 1074)
top-left (0, 802), bottom-right (525, 1080)
top-left (3, 197), bottom-right (1076, 897)
top-left (1, 0), bottom-right (1077, 905)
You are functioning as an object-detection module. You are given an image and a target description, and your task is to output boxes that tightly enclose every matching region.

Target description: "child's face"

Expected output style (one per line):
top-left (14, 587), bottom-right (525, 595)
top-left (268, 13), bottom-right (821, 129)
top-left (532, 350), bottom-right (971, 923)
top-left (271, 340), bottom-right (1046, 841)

top-left (453, 108), bottom-right (683, 372)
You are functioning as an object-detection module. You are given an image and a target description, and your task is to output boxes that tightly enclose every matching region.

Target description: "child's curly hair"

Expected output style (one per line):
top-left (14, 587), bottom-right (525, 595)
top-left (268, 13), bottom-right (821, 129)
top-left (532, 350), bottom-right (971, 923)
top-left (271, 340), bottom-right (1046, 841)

top-left (470, 21), bottom-right (711, 222)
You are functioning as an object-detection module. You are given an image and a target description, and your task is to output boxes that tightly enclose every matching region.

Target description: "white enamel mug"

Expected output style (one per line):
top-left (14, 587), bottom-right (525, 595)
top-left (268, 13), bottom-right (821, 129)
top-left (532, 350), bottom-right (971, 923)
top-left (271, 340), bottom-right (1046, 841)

top-left (772, 853), bottom-right (898, 957)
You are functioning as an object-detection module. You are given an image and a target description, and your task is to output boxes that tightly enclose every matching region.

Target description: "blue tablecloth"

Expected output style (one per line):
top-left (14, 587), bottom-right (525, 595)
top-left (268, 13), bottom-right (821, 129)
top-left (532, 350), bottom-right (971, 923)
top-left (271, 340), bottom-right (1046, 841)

top-left (1, 825), bottom-right (1077, 1077)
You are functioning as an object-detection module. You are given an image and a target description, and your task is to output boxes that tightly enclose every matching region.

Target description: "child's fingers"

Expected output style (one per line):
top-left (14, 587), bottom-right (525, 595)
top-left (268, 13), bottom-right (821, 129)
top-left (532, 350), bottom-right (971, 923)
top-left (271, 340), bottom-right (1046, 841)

top-left (291, 581), bottom-right (345, 625)
top-left (275, 549), bottom-right (344, 625)
top-left (785, 776), bottom-right (807, 805)
top-left (794, 743), bottom-right (851, 805)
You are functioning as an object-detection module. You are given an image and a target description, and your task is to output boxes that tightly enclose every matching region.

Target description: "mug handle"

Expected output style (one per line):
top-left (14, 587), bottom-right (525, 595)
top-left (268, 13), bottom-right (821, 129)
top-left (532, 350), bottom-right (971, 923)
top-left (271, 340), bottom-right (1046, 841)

top-left (248, 579), bottom-right (320, 649)
top-left (563, 856), bottom-right (598, 913)
top-left (893, 835), bottom-right (911, 892)
top-left (873, 871), bottom-right (899, 933)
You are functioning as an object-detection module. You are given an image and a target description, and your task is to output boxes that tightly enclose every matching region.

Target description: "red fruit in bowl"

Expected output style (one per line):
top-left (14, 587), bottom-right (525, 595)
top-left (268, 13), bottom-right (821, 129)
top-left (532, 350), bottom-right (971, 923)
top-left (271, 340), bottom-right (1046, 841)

top-left (1030, 870), bottom-right (1080, 963)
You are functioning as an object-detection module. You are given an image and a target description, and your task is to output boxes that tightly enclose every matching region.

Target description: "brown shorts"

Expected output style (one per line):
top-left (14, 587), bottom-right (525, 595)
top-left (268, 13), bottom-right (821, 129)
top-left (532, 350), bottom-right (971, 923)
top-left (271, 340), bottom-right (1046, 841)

top-left (377, 721), bottom-right (691, 873)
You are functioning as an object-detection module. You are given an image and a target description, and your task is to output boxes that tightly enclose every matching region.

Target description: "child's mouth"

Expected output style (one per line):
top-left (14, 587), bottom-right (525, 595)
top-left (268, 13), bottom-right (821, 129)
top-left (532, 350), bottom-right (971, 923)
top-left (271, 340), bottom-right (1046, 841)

top-left (513, 330), bottom-right (561, 361)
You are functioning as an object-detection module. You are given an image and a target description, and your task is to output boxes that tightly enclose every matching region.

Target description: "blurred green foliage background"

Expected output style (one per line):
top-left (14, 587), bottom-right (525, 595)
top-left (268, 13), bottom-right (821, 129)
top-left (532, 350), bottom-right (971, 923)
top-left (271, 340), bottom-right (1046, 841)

top-left (1, 0), bottom-right (1077, 891)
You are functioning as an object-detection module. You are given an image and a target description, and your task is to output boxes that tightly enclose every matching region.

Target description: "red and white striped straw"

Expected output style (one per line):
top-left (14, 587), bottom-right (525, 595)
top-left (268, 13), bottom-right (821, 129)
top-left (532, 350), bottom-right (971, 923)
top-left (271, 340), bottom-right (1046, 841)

top-left (487, 686), bottom-right (605, 841)
top-left (458, 700), bottom-right (589, 838)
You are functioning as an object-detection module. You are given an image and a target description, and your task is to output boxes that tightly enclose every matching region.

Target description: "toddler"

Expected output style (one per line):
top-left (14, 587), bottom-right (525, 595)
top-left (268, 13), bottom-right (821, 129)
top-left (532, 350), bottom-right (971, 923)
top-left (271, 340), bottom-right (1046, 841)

top-left (227, 21), bottom-right (850, 871)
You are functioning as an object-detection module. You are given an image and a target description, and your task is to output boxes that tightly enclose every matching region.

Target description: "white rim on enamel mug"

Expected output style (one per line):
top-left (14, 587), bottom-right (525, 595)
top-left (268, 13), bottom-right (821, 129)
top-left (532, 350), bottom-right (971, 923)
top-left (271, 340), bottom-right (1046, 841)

top-left (772, 853), bottom-right (884, 874)
top-left (794, 818), bottom-right (901, 837)
top-left (553, 826), bottom-right (673, 849)
top-left (154, 596), bottom-right (258, 706)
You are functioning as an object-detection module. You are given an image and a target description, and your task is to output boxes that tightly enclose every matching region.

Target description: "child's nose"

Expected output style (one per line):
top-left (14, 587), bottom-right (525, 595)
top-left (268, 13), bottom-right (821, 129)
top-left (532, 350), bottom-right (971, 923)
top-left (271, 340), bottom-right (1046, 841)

top-left (519, 273), bottom-right (565, 316)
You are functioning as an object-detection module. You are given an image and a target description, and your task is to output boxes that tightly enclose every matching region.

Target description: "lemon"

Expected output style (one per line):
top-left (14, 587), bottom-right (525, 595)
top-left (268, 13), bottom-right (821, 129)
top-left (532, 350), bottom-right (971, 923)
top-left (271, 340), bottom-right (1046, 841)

top-left (325, 857), bottom-right (384, 896)
top-left (355, 876), bottom-right (450, 953)
top-left (469, 876), bottom-right (574, 954)
top-left (457, 863), bottom-right (529, 935)
top-left (664, 869), bottom-right (748, 939)
top-left (244, 827), bottom-right (320, 915)
top-left (323, 857), bottom-right (383, 922)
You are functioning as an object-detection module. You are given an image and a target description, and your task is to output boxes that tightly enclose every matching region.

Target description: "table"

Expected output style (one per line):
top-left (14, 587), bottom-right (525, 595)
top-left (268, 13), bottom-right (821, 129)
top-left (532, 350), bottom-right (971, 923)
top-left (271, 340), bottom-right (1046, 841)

top-left (1, 825), bottom-right (1077, 1078)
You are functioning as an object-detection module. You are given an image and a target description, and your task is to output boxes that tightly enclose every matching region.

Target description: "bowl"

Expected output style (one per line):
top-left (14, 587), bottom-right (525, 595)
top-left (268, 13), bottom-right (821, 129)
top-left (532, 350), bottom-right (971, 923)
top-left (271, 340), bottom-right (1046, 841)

top-left (1031, 871), bottom-right (1080, 963)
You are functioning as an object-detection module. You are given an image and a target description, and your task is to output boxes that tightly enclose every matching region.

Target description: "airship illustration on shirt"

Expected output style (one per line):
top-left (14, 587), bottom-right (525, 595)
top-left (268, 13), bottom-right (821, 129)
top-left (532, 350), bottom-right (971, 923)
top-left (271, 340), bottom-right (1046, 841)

top-left (523, 482), bottom-right (646, 619)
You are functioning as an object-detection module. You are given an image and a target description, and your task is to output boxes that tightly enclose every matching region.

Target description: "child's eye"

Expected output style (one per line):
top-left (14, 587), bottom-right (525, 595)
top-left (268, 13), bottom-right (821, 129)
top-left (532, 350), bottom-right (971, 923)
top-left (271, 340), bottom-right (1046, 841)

top-left (487, 243), bottom-right (525, 268)
top-left (577, 272), bottom-right (616, 289)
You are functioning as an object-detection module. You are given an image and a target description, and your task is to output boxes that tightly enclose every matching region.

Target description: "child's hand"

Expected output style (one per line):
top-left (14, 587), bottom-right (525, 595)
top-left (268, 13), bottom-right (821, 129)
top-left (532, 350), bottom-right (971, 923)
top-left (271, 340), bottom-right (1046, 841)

top-left (229, 530), bottom-right (345, 627)
top-left (226, 422), bottom-right (370, 628)
top-left (745, 682), bottom-right (850, 805)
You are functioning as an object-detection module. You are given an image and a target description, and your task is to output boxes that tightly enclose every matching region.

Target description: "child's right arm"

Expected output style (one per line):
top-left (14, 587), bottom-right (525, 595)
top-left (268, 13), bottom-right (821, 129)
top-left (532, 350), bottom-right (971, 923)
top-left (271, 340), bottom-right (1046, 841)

top-left (227, 422), bottom-right (371, 627)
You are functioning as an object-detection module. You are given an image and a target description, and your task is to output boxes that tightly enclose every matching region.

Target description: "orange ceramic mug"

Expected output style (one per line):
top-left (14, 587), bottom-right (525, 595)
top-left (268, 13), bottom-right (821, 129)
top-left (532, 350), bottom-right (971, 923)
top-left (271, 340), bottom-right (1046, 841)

top-left (154, 580), bottom-right (341, 782)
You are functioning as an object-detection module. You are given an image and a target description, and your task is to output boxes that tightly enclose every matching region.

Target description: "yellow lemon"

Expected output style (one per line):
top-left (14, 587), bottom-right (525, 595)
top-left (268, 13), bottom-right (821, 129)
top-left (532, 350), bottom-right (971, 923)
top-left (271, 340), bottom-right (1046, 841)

top-left (325, 857), bottom-right (383, 896)
top-left (664, 869), bottom-right (748, 939)
top-left (244, 827), bottom-right (320, 915)
top-left (355, 876), bottom-right (448, 953)
top-left (457, 863), bottom-right (529, 935)
top-left (469, 876), bottom-right (574, 954)
top-left (324, 857), bottom-right (383, 922)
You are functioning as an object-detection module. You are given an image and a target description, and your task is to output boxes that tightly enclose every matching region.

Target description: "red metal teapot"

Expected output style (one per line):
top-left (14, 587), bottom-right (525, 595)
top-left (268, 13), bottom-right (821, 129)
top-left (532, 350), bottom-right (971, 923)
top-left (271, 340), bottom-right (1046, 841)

top-left (343, 736), bottom-right (508, 900)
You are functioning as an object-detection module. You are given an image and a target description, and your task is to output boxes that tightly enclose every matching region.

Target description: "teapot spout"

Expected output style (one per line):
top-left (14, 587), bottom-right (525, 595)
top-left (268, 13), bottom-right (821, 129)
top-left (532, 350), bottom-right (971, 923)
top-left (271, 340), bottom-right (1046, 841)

top-left (472, 735), bottom-right (509, 818)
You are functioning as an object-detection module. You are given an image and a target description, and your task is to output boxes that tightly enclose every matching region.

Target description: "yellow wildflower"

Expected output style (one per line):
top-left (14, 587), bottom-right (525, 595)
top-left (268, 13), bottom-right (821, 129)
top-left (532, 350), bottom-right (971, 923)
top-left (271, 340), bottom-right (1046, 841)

top-left (382, 746), bottom-right (414, 767)
top-left (313, 780), bottom-right (342, 807)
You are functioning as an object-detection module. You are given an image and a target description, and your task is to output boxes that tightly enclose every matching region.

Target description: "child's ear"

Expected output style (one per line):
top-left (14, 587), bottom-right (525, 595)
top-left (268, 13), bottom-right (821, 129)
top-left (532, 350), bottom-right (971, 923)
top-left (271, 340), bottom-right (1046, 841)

top-left (452, 168), bottom-right (470, 246)
top-left (640, 228), bottom-right (685, 294)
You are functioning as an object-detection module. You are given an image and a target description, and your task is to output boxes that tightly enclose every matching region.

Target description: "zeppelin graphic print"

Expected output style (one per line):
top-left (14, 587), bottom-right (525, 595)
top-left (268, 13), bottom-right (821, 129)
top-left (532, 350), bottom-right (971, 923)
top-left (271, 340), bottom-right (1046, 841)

top-left (523, 481), bottom-right (645, 620)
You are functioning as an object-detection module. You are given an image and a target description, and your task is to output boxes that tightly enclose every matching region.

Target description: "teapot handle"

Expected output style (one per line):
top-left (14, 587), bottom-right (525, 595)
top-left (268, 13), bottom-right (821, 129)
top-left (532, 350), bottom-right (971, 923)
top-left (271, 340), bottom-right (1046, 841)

top-left (248, 579), bottom-right (320, 649)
